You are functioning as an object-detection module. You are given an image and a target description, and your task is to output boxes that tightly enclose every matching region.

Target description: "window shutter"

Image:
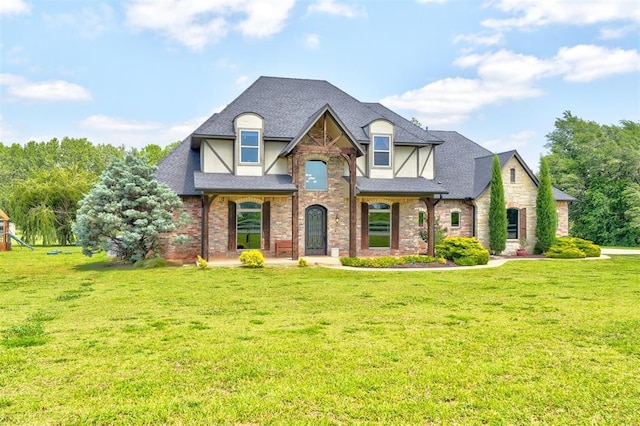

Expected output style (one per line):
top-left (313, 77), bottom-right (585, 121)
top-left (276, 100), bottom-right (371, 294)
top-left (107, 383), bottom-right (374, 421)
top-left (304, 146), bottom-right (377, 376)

top-left (361, 202), bottom-right (369, 250)
top-left (228, 201), bottom-right (236, 251)
top-left (262, 201), bottom-right (271, 251)
top-left (391, 202), bottom-right (400, 250)
top-left (519, 208), bottom-right (527, 239)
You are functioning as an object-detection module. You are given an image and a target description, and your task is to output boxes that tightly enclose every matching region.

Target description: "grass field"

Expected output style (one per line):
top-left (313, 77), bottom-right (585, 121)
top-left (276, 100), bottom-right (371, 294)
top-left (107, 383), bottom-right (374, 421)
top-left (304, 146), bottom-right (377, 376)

top-left (1, 247), bottom-right (639, 424)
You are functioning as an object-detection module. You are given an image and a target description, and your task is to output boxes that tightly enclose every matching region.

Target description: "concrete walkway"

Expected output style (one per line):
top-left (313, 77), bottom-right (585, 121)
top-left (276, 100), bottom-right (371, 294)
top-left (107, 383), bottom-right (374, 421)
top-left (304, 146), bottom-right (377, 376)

top-left (204, 247), bottom-right (638, 271)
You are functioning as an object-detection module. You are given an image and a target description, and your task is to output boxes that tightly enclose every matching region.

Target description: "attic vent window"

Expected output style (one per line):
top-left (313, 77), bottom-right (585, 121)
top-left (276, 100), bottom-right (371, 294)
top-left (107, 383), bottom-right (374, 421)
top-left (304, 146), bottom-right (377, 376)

top-left (510, 168), bottom-right (516, 183)
top-left (373, 135), bottom-right (391, 167)
top-left (240, 130), bottom-right (260, 163)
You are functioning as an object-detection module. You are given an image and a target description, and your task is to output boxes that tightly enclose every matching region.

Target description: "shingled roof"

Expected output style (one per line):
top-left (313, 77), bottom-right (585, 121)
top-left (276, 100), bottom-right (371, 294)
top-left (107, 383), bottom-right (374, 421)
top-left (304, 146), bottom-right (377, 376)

top-left (191, 76), bottom-right (442, 147)
top-left (156, 77), bottom-right (575, 203)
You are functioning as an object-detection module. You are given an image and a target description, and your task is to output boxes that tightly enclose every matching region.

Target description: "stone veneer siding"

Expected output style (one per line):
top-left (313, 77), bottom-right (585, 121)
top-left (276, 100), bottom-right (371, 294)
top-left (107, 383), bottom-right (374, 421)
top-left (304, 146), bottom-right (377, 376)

top-left (434, 200), bottom-right (474, 238)
top-left (160, 195), bottom-right (202, 262)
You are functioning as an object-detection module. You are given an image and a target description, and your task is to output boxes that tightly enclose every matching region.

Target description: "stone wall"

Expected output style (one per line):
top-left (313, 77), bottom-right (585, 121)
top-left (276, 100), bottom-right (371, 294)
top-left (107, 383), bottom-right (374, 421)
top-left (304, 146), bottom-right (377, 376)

top-left (434, 200), bottom-right (474, 237)
top-left (160, 196), bottom-right (201, 263)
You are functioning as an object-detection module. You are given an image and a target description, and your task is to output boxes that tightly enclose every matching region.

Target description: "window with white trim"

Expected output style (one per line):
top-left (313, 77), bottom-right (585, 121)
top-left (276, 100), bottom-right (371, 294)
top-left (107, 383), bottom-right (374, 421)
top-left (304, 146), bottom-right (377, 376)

top-left (240, 130), bottom-right (260, 163)
top-left (373, 135), bottom-right (391, 167)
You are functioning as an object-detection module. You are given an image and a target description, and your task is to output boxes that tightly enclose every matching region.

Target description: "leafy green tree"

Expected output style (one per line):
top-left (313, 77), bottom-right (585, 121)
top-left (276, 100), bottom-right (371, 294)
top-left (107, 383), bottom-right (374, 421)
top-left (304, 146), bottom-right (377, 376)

top-left (134, 141), bottom-right (181, 165)
top-left (489, 155), bottom-right (507, 254)
top-left (8, 168), bottom-right (95, 245)
top-left (74, 153), bottom-right (188, 262)
top-left (535, 157), bottom-right (557, 253)
top-left (545, 112), bottom-right (640, 245)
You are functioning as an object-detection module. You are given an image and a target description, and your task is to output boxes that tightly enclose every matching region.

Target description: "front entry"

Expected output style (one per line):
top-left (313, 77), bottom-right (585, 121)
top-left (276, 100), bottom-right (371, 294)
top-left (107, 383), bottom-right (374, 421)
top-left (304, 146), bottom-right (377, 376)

top-left (305, 205), bottom-right (327, 255)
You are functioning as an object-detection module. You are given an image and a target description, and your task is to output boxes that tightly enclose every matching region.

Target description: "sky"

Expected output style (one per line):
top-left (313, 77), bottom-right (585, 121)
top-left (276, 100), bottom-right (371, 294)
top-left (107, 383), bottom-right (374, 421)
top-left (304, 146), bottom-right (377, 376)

top-left (1, 0), bottom-right (639, 171)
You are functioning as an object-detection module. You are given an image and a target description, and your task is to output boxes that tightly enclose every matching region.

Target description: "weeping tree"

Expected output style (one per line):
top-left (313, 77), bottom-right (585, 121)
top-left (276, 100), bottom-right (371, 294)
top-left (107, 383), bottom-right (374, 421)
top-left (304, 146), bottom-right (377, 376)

top-left (488, 155), bottom-right (507, 255)
top-left (74, 153), bottom-right (188, 262)
top-left (535, 157), bottom-right (557, 253)
top-left (8, 168), bottom-right (95, 245)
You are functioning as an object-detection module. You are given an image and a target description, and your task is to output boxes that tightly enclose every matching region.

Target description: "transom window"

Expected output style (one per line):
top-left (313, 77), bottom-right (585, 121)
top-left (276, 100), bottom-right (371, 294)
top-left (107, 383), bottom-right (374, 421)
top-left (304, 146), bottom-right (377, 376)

top-left (451, 211), bottom-right (460, 228)
top-left (240, 130), bottom-right (260, 163)
top-left (305, 160), bottom-right (328, 190)
top-left (373, 135), bottom-right (391, 167)
top-left (369, 202), bottom-right (391, 248)
top-left (237, 202), bottom-right (261, 249)
top-left (507, 208), bottom-right (519, 239)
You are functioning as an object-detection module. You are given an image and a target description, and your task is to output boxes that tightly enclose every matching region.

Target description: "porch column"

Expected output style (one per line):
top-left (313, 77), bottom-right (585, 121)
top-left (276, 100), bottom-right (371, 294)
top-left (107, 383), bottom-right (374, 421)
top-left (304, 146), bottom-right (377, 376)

top-left (422, 196), bottom-right (436, 257)
top-left (341, 149), bottom-right (357, 258)
top-left (291, 151), bottom-right (300, 260)
top-left (201, 194), bottom-right (216, 261)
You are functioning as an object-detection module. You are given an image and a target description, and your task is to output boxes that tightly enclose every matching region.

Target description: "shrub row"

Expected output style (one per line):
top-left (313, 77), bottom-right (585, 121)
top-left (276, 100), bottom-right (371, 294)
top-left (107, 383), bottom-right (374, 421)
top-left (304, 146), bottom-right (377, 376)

top-left (340, 255), bottom-right (441, 268)
top-left (436, 237), bottom-right (490, 266)
top-left (545, 237), bottom-right (601, 259)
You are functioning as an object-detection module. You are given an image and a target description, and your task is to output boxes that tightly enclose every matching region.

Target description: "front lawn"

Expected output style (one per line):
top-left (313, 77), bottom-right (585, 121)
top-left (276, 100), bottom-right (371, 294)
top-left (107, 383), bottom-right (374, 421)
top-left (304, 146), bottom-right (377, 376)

top-left (1, 248), bottom-right (639, 424)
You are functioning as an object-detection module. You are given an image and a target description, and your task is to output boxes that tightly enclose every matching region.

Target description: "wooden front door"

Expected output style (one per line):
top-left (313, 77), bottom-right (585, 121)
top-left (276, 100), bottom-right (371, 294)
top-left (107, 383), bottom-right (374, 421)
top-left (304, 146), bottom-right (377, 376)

top-left (305, 205), bottom-right (326, 255)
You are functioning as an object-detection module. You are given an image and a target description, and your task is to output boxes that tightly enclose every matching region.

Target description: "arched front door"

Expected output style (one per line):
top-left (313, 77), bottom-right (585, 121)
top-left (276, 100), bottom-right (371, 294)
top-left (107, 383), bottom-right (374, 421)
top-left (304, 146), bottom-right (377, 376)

top-left (305, 205), bottom-right (327, 255)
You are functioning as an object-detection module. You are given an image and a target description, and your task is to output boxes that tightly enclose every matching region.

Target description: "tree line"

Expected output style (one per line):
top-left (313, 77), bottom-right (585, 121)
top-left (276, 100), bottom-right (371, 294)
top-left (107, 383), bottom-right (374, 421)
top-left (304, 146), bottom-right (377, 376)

top-left (0, 137), bottom-right (179, 245)
top-left (2, 111), bottom-right (639, 248)
top-left (545, 112), bottom-right (640, 246)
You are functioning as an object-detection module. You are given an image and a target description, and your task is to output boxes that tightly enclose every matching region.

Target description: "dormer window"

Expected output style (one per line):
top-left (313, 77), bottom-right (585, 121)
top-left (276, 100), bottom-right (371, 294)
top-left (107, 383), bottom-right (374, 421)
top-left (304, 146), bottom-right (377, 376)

top-left (240, 130), bottom-right (260, 163)
top-left (373, 135), bottom-right (391, 167)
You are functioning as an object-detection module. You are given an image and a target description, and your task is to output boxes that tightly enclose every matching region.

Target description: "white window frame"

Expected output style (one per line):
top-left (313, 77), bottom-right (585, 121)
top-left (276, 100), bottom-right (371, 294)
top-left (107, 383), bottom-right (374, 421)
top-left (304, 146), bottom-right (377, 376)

top-left (239, 130), bottom-right (260, 164)
top-left (372, 135), bottom-right (391, 168)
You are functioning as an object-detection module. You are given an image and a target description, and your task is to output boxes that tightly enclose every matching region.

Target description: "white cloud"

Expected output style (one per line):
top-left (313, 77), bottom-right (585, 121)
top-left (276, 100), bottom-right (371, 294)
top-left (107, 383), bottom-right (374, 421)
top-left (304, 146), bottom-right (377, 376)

top-left (125, 0), bottom-right (295, 51)
top-left (0, 73), bottom-right (92, 102)
top-left (305, 33), bottom-right (320, 49)
top-left (454, 32), bottom-right (504, 47)
top-left (307, 0), bottom-right (366, 18)
top-left (80, 115), bottom-right (162, 132)
top-left (599, 25), bottom-right (637, 40)
top-left (482, 130), bottom-right (534, 152)
top-left (0, 0), bottom-right (30, 16)
top-left (43, 3), bottom-right (114, 39)
top-left (483, 0), bottom-right (640, 29)
top-left (235, 75), bottom-right (249, 87)
top-left (555, 44), bottom-right (640, 82)
top-left (380, 44), bottom-right (640, 126)
top-left (78, 114), bottom-right (209, 147)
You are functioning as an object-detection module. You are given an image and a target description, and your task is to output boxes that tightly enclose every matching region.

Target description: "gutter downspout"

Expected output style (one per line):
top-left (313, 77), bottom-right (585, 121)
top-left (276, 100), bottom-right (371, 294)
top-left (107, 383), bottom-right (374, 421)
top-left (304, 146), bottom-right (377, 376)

top-left (463, 198), bottom-right (476, 237)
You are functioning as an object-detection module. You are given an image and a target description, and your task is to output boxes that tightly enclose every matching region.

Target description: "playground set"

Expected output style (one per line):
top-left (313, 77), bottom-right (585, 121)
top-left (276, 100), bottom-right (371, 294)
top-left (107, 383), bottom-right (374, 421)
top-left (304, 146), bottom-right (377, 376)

top-left (0, 209), bottom-right (34, 251)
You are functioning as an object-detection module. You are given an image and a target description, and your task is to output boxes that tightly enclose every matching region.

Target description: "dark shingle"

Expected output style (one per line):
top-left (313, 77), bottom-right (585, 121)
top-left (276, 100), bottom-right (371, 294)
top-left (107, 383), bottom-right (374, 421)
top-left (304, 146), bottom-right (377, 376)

top-left (194, 172), bottom-right (296, 194)
top-left (353, 176), bottom-right (448, 196)
top-left (156, 138), bottom-right (199, 196)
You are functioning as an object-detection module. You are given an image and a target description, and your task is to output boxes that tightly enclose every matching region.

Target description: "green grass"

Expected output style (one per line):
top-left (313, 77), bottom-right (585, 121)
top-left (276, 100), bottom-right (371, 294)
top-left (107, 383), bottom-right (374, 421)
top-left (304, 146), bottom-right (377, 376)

top-left (1, 247), bottom-right (639, 424)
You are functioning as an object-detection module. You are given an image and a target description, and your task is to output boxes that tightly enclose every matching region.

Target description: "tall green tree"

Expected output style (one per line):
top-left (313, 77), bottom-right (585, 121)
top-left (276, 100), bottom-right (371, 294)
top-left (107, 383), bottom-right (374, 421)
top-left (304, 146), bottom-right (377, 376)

top-left (74, 153), bottom-right (188, 262)
top-left (535, 157), bottom-right (557, 253)
top-left (489, 155), bottom-right (507, 254)
top-left (8, 168), bottom-right (96, 245)
top-left (545, 112), bottom-right (640, 245)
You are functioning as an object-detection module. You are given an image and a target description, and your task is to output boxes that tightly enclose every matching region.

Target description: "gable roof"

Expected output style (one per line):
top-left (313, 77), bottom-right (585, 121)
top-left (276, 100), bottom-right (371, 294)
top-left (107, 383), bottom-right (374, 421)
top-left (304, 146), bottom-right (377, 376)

top-left (431, 130), bottom-right (576, 202)
top-left (280, 104), bottom-right (365, 156)
top-left (191, 76), bottom-right (441, 148)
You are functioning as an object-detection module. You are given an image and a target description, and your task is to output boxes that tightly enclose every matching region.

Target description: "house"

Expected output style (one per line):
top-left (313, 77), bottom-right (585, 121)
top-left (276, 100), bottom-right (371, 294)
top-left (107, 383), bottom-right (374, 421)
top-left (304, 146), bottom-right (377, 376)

top-left (156, 76), bottom-right (573, 261)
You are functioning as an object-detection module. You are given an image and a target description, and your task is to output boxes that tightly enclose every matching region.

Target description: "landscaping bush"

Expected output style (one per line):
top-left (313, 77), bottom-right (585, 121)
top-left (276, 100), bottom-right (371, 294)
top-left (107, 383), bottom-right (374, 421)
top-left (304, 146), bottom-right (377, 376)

top-left (545, 237), bottom-right (601, 259)
top-left (340, 255), bottom-right (438, 268)
top-left (545, 245), bottom-right (586, 259)
top-left (239, 250), bottom-right (265, 268)
top-left (436, 237), bottom-right (490, 266)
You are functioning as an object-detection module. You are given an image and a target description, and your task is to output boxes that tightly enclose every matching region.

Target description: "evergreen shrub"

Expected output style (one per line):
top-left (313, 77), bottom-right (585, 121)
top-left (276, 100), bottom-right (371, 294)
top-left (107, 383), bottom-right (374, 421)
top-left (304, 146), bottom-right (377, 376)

top-left (436, 237), bottom-right (490, 266)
